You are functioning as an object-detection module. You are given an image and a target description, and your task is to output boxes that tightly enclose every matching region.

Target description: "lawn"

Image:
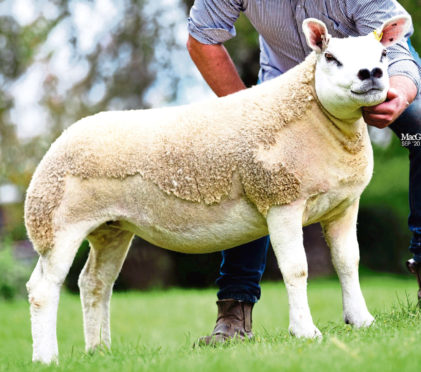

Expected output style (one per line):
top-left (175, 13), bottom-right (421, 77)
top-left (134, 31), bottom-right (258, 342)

top-left (1, 276), bottom-right (421, 372)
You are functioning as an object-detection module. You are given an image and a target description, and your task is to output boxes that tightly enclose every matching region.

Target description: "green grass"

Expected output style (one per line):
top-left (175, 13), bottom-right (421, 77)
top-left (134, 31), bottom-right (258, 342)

top-left (1, 277), bottom-right (421, 371)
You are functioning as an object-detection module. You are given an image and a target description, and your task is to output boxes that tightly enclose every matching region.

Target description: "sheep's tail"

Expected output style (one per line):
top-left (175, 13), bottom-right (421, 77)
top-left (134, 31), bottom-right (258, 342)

top-left (24, 148), bottom-right (68, 256)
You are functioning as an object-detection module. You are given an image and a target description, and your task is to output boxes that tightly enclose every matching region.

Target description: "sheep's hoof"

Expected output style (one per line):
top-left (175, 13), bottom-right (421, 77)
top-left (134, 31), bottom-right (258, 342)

top-left (406, 259), bottom-right (421, 302)
top-left (32, 353), bottom-right (58, 365)
top-left (289, 324), bottom-right (322, 339)
top-left (344, 312), bottom-right (374, 328)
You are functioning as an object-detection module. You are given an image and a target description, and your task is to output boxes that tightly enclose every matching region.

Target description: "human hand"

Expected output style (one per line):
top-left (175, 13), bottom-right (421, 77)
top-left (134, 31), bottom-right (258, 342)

top-left (362, 88), bottom-right (409, 128)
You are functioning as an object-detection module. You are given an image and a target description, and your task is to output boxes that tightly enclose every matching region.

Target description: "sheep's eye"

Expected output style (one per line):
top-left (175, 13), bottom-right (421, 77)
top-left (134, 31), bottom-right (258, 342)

top-left (324, 52), bottom-right (342, 66)
top-left (381, 49), bottom-right (387, 62)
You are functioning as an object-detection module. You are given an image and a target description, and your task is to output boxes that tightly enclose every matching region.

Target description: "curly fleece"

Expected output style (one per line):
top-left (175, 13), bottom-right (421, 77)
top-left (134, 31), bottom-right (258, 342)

top-left (25, 53), bottom-right (320, 254)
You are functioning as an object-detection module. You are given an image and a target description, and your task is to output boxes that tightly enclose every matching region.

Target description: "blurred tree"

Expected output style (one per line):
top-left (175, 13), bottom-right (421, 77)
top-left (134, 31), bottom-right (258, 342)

top-left (357, 205), bottom-right (411, 272)
top-left (399, 0), bottom-right (421, 51)
top-left (0, 0), bottom-right (181, 191)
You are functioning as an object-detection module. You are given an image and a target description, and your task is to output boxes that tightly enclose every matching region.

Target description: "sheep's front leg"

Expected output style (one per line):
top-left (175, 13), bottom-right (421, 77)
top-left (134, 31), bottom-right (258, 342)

top-left (267, 203), bottom-right (321, 338)
top-left (322, 199), bottom-right (374, 327)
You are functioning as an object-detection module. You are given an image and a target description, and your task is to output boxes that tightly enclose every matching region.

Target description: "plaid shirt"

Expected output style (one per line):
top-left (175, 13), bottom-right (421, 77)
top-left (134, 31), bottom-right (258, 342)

top-left (188, 0), bottom-right (420, 89)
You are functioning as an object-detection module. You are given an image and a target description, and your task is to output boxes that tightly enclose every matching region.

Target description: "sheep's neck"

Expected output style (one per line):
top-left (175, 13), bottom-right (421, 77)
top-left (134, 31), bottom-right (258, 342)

top-left (320, 104), bottom-right (363, 137)
top-left (310, 84), bottom-right (363, 137)
top-left (311, 85), bottom-right (365, 154)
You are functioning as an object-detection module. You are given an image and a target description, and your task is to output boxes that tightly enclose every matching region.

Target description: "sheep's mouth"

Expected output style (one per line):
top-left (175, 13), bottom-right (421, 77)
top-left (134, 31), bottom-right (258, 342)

top-left (350, 87), bottom-right (383, 95)
top-left (351, 79), bottom-right (386, 96)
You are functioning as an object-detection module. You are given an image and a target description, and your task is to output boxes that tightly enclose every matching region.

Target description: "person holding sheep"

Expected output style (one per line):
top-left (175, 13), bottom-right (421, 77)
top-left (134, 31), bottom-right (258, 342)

top-left (186, 0), bottom-right (421, 344)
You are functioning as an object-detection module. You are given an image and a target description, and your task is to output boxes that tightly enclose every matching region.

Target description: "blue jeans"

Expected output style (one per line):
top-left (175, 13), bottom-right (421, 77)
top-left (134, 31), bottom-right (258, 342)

top-left (216, 236), bottom-right (270, 303)
top-left (217, 42), bottom-right (421, 302)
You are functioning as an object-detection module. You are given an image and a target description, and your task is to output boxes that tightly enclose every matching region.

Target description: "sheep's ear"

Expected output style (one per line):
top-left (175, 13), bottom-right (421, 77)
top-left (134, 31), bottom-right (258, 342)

top-left (375, 15), bottom-right (411, 47)
top-left (302, 18), bottom-right (331, 53)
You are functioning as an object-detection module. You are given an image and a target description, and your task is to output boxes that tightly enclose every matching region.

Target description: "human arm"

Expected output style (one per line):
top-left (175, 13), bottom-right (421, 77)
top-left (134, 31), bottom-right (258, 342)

top-left (187, 34), bottom-right (246, 97)
top-left (186, 0), bottom-right (245, 96)
top-left (362, 75), bottom-right (417, 128)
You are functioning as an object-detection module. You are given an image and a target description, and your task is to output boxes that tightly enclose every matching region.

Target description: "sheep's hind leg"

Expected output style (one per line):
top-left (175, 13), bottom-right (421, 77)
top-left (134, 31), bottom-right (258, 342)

top-left (79, 224), bottom-right (134, 352)
top-left (27, 226), bottom-right (88, 364)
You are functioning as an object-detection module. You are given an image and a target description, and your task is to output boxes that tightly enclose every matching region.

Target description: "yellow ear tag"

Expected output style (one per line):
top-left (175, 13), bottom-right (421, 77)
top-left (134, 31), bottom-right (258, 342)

top-left (373, 30), bottom-right (383, 42)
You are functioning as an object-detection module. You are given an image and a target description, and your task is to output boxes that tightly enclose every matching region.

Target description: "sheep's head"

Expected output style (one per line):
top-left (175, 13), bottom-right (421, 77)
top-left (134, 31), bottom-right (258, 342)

top-left (302, 16), bottom-right (411, 121)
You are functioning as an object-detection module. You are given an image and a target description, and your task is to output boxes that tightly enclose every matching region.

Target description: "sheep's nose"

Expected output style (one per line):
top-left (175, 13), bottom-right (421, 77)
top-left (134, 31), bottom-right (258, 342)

top-left (358, 68), bottom-right (383, 80)
top-left (358, 69), bottom-right (371, 80)
top-left (371, 67), bottom-right (383, 79)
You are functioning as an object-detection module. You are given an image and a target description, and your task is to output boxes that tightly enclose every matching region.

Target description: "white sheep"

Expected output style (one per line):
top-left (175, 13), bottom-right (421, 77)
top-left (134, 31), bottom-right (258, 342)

top-left (25, 16), bottom-right (409, 364)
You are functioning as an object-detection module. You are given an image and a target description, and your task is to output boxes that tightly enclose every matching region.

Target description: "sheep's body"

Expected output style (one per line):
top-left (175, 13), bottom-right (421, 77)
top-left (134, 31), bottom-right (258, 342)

top-left (25, 54), bottom-right (371, 255)
top-left (27, 13), bottom-right (412, 362)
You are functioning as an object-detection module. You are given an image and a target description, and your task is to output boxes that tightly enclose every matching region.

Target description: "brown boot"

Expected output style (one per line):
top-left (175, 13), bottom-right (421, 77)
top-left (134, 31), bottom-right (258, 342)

top-left (196, 299), bottom-right (254, 346)
top-left (406, 259), bottom-right (421, 301)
